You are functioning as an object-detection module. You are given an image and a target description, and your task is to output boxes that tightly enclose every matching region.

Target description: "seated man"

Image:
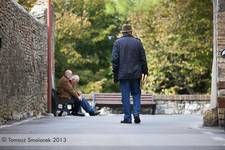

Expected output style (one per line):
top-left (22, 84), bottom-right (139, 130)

top-left (57, 69), bottom-right (82, 116)
top-left (57, 70), bottom-right (99, 116)
top-left (70, 75), bottom-right (100, 116)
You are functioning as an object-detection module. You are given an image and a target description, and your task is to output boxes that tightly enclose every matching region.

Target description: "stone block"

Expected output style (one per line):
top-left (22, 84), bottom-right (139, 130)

top-left (218, 81), bottom-right (225, 89)
top-left (217, 96), bottom-right (225, 108)
top-left (203, 108), bottom-right (218, 126)
top-left (164, 109), bottom-right (174, 115)
top-left (218, 108), bottom-right (225, 127)
top-left (218, 89), bottom-right (225, 96)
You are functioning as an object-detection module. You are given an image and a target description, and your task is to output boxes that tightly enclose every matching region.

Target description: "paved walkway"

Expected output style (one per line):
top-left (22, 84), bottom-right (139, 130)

top-left (0, 114), bottom-right (225, 150)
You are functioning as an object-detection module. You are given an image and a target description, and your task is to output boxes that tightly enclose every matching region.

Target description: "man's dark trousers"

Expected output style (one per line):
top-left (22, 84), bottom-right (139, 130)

top-left (119, 79), bottom-right (141, 122)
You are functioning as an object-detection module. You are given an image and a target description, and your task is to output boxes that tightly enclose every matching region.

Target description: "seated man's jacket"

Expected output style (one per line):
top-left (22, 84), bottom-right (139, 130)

top-left (57, 76), bottom-right (79, 101)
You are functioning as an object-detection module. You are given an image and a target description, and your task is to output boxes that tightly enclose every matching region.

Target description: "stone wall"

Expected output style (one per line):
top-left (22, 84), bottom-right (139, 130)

top-left (154, 95), bottom-right (210, 115)
top-left (209, 0), bottom-right (225, 127)
top-left (216, 0), bottom-right (225, 127)
top-left (0, 0), bottom-right (48, 124)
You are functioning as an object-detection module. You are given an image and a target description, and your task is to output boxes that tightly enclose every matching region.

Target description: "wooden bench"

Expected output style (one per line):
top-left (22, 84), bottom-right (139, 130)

top-left (93, 93), bottom-right (156, 115)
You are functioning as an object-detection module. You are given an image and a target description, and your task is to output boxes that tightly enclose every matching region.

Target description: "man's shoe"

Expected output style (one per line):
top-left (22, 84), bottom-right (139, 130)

top-left (72, 112), bottom-right (85, 116)
top-left (134, 116), bottom-right (141, 124)
top-left (120, 120), bottom-right (132, 124)
top-left (89, 111), bottom-right (100, 116)
top-left (57, 111), bottom-right (63, 117)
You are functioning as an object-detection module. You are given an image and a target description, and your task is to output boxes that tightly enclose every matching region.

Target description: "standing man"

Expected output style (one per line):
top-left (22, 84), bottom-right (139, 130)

top-left (112, 24), bottom-right (148, 124)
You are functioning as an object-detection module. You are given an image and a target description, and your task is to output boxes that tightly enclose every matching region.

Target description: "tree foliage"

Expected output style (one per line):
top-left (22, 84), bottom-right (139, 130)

top-left (17, 0), bottom-right (37, 11)
top-left (130, 0), bottom-right (213, 94)
top-left (53, 0), bottom-right (122, 93)
top-left (17, 0), bottom-right (213, 94)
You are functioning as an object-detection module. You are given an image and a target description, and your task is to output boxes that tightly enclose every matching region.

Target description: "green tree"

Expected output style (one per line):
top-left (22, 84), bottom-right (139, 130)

top-left (18, 0), bottom-right (213, 94)
top-left (54, 0), bottom-right (122, 93)
top-left (17, 0), bottom-right (37, 11)
top-left (131, 0), bottom-right (213, 94)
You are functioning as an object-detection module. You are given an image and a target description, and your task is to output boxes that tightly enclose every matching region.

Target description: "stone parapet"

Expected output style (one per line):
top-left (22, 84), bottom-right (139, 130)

top-left (154, 95), bottom-right (210, 101)
top-left (154, 95), bottom-right (210, 115)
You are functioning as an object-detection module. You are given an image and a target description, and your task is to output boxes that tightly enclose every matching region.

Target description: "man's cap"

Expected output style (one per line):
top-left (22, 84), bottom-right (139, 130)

top-left (121, 24), bottom-right (132, 33)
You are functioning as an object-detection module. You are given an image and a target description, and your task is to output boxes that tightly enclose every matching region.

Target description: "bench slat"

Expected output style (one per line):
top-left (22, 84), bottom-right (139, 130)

top-left (95, 94), bottom-right (153, 97)
top-left (94, 98), bottom-right (154, 101)
top-left (95, 96), bottom-right (153, 99)
top-left (94, 93), bottom-right (153, 96)
top-left (95, 101), bottom-right (156, 105)
top-left (94, 96), bottom-right (153, 98)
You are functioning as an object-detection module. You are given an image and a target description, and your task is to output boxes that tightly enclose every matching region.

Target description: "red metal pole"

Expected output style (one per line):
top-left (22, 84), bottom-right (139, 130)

top-left (47, 0), bottom-right (52, 113)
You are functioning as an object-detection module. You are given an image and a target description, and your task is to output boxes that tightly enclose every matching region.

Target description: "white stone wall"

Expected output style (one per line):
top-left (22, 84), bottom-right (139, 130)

top-left (155, 95), bottom-right (210, 115)
top-left (156, 100), bottom-right (210, 115)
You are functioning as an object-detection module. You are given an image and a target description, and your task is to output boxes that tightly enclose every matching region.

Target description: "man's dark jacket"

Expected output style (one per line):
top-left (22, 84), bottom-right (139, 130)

top-left (112, 33), bottom-right (148, 81)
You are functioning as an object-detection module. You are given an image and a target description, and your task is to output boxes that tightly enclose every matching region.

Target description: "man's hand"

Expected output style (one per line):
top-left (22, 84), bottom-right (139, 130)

top-left (113, 74), bottom-right (118, 83)
top-left (78, 96), bottom-right (82, 101)
top-left (142, 74), bottom-right (147, 82)
top-left (113, 78), bottom-right (118, 83)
